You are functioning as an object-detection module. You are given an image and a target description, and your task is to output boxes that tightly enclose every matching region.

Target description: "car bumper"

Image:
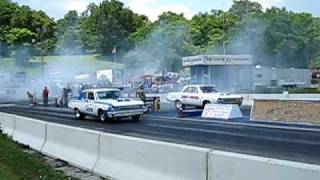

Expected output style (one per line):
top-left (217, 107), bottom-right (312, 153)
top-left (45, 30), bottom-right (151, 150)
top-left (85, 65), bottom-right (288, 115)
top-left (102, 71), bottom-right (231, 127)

top-left (106, 109), bottom-right (145, 118)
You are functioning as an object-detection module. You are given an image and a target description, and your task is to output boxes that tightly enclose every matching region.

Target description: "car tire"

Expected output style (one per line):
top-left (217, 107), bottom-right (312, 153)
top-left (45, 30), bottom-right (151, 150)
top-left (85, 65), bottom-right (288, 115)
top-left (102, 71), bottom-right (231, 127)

top-left (202, 100), bottom-right (211, 108)
top-left (175, 100), bottom-right (185, 110)
top-left (132, 115), bottom-right (140, 122)
top-left (74, 109), bottom-right (85, 120)
top-left (98, 110), bottom-right (108, 122)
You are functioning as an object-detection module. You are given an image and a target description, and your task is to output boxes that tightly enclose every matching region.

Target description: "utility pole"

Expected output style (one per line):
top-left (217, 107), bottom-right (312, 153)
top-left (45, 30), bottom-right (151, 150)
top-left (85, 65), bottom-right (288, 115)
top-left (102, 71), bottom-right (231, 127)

top-left (36, 27), bottom-right (46, 75)
top-left (222, 2), bottom-right (228, 56)
top-left (112, 45), bottom-right (117, 63)
top-left (223, 41), bottom-right (227, 55)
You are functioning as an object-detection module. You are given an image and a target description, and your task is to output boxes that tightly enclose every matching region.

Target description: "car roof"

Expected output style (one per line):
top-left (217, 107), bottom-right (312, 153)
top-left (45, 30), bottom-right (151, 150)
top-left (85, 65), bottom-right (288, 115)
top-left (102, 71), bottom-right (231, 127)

top-left (184, 84), bottom-right (216, 88)
top-left (83, 88), bottom-right (120, 92)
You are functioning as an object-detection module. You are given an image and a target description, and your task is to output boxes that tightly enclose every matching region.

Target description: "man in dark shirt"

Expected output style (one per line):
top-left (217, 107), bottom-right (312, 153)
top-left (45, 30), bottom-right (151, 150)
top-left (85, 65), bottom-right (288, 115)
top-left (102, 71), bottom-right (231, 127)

top-left (42, 87), bottom-right (49, 106)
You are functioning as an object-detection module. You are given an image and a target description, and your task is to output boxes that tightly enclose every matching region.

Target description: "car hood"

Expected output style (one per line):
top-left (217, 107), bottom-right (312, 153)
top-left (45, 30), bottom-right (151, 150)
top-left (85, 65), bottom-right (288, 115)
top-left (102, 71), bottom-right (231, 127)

top-left (97, 99), bottom-right (144, 106)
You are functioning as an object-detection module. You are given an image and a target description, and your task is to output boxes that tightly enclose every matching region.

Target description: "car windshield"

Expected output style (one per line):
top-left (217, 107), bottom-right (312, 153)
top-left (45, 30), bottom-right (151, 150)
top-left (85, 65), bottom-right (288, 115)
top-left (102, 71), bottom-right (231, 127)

top-left (97, 90), bottom-right (121, 100)
top-left (200, 86), bottom-right (217, 93)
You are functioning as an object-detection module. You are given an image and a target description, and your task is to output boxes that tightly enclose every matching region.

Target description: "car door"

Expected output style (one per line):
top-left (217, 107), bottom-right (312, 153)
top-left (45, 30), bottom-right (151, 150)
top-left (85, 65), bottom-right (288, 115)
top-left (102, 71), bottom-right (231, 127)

top-left (78, 91), bottom-right (88, 113)
top-left (84, 91), bottom-right (95, 115)
top-left (188, 86), bottom-right (201, 106)
top-left (181, 87), bottom-right (192, 104)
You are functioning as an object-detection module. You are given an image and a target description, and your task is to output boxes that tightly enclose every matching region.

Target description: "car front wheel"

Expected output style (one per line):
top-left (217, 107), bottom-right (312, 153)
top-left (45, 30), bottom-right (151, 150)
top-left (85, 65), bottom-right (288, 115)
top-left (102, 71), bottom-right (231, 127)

top-left (132, 115), bottom-right (140, 122)
top-left (175, 100), bottom-right (185, 110)
top-left (202, 100), bottom-right (211, 108)
top-left (98, 110), bottom-right (108, 122)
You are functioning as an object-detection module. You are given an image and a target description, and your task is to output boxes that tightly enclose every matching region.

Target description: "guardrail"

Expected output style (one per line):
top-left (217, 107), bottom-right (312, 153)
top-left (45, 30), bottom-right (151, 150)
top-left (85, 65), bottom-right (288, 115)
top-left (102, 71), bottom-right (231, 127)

top-left (1, 112), bottom-right (320, 180)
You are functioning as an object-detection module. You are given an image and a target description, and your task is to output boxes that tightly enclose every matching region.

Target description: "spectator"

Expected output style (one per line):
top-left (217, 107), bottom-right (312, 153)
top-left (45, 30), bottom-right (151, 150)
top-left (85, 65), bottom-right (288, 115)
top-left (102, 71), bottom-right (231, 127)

top-left (42, 87), bottom-right (49, 106)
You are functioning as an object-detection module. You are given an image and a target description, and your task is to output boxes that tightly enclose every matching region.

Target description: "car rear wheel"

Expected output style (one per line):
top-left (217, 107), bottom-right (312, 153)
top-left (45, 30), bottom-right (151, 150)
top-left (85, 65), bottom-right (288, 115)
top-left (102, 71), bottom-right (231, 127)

top-left (74, 109), bottom-right (85, 120)
top-left (132, 115), bottom-right (140, 122)
top-left (175, 100), bottom-right (185, 110)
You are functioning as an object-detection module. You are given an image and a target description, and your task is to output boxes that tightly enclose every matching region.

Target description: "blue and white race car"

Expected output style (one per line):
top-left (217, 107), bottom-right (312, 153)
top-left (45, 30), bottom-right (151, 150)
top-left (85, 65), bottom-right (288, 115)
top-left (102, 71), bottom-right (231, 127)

top-left (68, 88), bottom-right (146, 122)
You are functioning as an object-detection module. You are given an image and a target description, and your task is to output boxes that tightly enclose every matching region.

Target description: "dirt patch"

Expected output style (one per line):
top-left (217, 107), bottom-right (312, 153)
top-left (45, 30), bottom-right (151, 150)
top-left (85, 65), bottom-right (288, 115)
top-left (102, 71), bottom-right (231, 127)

top-left (22, 149), bottom-right (108, 180)
top-left (251, 100), bottom-right (320, 124)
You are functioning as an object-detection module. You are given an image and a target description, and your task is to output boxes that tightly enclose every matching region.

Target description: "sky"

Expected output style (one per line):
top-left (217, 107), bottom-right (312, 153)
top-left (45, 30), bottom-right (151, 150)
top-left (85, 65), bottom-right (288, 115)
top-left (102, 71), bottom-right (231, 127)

top-left (12, 0), bottom-right (320, 21)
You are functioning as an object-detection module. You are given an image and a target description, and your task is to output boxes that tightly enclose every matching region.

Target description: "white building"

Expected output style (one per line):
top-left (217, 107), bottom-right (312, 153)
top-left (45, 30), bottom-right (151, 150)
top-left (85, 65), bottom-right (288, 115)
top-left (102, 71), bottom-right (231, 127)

top-left (182, 55), bottom-right (311, 91)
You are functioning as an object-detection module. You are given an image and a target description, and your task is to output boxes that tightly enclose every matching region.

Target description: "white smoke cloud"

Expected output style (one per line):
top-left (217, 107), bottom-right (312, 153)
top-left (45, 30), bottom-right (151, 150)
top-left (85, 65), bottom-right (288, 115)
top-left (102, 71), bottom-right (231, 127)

top-left (127, 0), bottom-right (193, 21)
top-left (255, 0), bottom-right (284, 9)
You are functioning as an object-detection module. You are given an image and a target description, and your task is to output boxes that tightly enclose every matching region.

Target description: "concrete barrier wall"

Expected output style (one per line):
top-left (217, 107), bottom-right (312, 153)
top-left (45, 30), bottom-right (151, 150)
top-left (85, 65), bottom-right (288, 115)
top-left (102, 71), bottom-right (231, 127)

top-left (290, 94), bottom-right (320, 99)
top-left (0, 112), bottom-right (15, 136)
top-left (94, 133), bottom-right (210, 180)
top-left (41, 123), bottom-right (100, 171)
top-left (12, 116), bottom-right (46, 151)
top-left (208, 150), bottom-right (320, 180)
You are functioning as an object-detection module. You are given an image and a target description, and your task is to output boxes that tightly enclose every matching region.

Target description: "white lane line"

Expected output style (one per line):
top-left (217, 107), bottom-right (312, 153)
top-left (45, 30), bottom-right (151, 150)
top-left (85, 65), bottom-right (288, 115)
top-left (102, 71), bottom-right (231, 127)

top-left (0, 104), bottom-right (16, 107)
top-left (144, 114), bottom-right (320, 132)
top-left (146, 123), bottom-right (320, 145)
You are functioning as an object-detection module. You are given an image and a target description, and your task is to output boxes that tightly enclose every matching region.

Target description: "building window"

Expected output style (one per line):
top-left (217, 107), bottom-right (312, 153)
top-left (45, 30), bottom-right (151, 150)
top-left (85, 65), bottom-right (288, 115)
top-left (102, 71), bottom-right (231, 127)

top-left (270, 80), bottom-right (277, 87)
top-left (257, 74), bottom-right (263, 78)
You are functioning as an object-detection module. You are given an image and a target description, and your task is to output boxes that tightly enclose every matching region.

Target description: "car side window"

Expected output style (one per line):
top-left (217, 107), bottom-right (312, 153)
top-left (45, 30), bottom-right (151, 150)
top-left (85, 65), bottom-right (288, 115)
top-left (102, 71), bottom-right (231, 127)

top-left (183, 87), bottom-right (192, 93)
top-left (83, 92), bottom-right (87, 99)
top-left (191, 87), bottom-right (199, 93)
top-left (87, 92), bottom-right (95, 100)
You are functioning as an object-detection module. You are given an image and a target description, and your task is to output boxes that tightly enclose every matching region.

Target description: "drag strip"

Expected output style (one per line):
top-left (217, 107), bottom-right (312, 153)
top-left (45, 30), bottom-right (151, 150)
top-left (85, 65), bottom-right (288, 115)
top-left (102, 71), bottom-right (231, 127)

top-left (1, 105), bottom-right (320, 165)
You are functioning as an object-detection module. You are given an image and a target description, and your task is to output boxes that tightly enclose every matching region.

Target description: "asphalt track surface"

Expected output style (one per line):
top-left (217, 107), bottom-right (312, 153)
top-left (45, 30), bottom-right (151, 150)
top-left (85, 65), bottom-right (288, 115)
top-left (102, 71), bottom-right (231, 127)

top-left (1, 102), bottom-right (320, 165)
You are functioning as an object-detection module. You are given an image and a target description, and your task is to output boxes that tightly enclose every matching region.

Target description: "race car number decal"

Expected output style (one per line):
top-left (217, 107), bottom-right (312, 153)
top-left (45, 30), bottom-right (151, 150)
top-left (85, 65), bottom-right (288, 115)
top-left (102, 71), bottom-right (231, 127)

top-left (189, 96), bottom-right (199, 99)
top-left (86, 108), bottom-right (93, 113)
top-left (85, 105), bottom-right (94, 113)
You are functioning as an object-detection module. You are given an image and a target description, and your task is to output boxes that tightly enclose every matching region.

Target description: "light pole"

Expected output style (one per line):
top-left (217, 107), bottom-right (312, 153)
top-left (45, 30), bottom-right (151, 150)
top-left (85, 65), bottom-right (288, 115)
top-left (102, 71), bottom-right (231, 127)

top-left (223, 41), bottom-right (228, 55)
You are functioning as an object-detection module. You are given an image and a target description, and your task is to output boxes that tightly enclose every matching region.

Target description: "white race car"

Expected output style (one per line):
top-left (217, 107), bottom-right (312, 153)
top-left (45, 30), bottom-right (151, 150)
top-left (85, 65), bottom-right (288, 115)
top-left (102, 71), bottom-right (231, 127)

top-left (68, 88), bottom-right (146, 122)
top-left (167, 85), bottom-right (243, 110)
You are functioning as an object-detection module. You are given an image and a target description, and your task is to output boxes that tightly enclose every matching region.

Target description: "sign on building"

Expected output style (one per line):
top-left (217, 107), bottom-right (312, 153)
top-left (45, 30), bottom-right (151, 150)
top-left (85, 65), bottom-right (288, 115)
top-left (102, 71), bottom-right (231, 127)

top-left (182, 55), bottom-right (253, 66)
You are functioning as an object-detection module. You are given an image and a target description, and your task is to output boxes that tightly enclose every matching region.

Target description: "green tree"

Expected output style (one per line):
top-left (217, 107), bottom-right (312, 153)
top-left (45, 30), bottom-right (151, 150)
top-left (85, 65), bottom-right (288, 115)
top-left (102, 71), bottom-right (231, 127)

top-left (82, 0), bottom-right (148, 55)
top-left (56, 10), bottom-right (82, 54)
top-left (190, 10), bottom-right (237, 54)
top-left (229, 0), bottom-right (262, 20)
top-left (262, 8), bottom-right (320, 67)
top-left (6, 28), bottom-right (35, 66)
top-left (0, 0), bottom-right (18, 57)
top-left (79, 3), bottom-right (99, 54)
top-left (0, 0), bottom-right (56, 58)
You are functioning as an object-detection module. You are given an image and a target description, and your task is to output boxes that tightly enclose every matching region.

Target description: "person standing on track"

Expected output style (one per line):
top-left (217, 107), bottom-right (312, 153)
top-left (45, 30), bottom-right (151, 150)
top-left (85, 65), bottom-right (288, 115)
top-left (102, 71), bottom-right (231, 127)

top-left (42, 86), bottom-right (49, 106)
top-left (136, 84), bottom-right (146, 103)
top-left (27, 91), bottom-right (36, 107)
